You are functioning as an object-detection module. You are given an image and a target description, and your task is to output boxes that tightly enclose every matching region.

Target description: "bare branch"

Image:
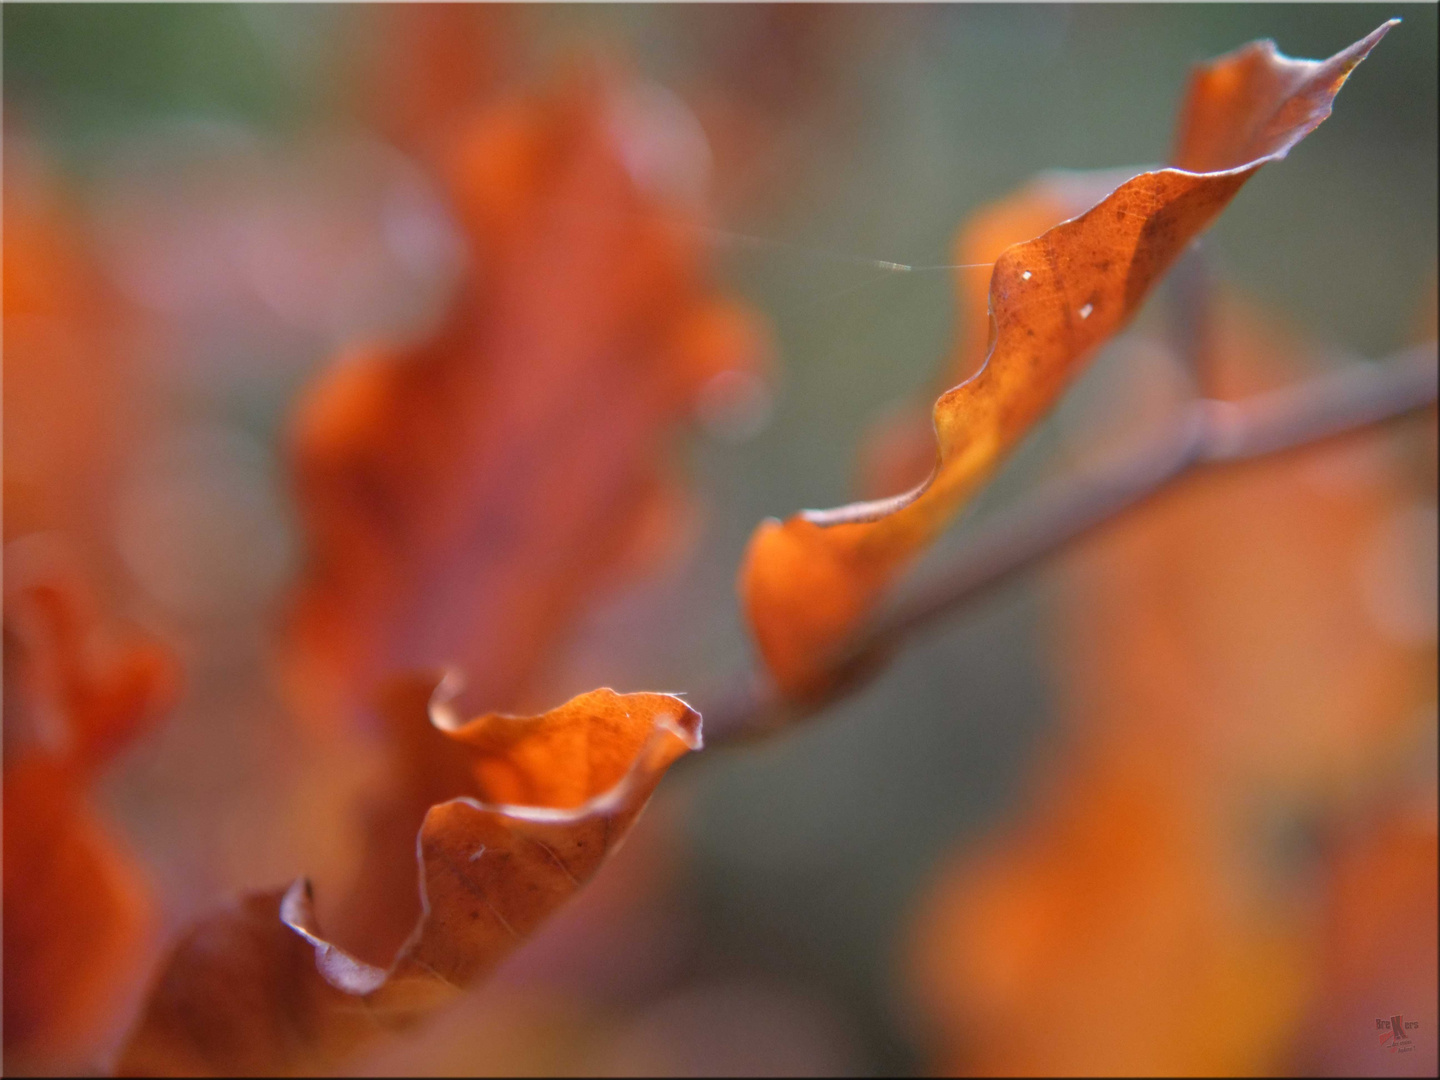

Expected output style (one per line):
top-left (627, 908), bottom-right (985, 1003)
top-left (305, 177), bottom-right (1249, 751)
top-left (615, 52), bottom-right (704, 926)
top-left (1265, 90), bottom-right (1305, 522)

top-left (703, 342), bottom-right (1438, 746)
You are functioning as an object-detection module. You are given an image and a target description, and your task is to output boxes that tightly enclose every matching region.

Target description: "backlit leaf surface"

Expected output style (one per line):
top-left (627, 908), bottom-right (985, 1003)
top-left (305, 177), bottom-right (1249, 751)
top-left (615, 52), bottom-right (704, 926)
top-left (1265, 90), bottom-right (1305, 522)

top-left (741, 23), bottom-right (1393, 698)
top-left (117, 681), bottom-right (700, 1076)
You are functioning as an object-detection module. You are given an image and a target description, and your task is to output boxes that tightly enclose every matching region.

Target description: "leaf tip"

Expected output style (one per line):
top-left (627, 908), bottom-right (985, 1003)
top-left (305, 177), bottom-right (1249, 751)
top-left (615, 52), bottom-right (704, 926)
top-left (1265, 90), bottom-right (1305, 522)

top-left (1350, 18), bottom-right (1399, 62)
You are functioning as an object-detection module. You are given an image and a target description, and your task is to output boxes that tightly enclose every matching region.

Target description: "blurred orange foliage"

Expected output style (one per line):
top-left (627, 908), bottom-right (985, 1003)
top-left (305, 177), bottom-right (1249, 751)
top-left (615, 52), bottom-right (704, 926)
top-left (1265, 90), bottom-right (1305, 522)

top-left (283, 67), bottom-right (769, 736)
top-left (910, 750), bottom-right (1316, 1076)
top-left (3, 144), bottom-right (178, 1072)
top-left (3, 555), bottom-right (178, 1071)
top-left (3, 144), bottom-right (154, 560)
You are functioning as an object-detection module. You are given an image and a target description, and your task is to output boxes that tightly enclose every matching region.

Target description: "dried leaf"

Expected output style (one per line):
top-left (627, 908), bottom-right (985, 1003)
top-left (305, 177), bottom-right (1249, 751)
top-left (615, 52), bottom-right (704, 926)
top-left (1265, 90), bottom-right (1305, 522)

top-left (3, 548), bottom-right (178, 1071)
top-left (283, 68), bottom-right (769, 732)
top-left (857, 168), bottom-right (1128, 500)
top-left (117, 681), bottom-right (701, 1076)
top-left (741, 23), bottom-right (1393, 698)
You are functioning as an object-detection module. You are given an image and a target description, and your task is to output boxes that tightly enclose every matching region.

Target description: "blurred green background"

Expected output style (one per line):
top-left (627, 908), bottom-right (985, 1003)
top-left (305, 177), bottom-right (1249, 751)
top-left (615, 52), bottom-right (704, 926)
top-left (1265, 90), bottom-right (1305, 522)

top-left (6, 5), bottom-right (1436, 1074)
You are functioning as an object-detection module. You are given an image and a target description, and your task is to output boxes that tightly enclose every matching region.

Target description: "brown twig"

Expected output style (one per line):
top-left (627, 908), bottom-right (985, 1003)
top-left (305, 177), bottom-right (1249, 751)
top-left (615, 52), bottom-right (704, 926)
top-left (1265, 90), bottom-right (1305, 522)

top-left (702, 341), bottom-right (1438, 747)
top-left (1166, 241), bottom-right (1221, 396)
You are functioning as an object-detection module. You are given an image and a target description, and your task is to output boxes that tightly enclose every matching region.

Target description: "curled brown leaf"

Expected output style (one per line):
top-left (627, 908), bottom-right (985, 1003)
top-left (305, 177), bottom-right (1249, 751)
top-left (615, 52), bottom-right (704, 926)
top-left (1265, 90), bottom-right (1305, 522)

top-left (117, 681), bottom-right (701, 1076)
top-left (741, 22), bottom-right (1394, 700)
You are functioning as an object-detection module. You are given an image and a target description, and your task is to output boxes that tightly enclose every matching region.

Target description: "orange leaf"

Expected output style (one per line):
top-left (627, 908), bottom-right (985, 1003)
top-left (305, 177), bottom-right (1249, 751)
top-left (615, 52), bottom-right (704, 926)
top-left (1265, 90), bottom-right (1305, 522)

top-left (740, 23), bottom-right (1393, 699)
top-left (857, 169), bottom-right (1128, 501)
top-left (948, 170), bottom-right (1142, 392)
top-left (116, 680), bottom-right (700, 1077)
top-left (283, 67), bottom-right (769, 733)
top-left (3, 548), bottom-right (178, 1072)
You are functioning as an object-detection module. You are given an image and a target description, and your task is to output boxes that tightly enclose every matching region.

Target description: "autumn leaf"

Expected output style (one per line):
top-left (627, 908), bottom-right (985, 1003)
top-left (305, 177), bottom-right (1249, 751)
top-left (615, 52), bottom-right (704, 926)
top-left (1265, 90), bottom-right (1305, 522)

top-left (3, 546), bottom-right (178, 1072)
top-left (282, 65), bottom-right (769, 735)
top-left (117, 680), bottom-right (701, 1076)
top-left (857, 168), bottom-right (1131, 501)
top-left (741, 22), bottom-right (1394, 699)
